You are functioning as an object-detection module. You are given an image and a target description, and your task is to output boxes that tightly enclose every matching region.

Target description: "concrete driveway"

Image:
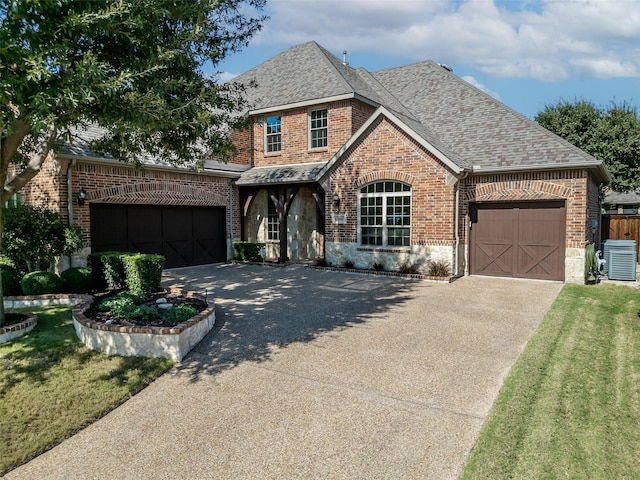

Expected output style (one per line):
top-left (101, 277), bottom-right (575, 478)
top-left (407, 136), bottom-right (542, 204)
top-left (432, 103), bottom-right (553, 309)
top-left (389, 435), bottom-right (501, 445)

top-left (7, 264), bottom-right (562, 479)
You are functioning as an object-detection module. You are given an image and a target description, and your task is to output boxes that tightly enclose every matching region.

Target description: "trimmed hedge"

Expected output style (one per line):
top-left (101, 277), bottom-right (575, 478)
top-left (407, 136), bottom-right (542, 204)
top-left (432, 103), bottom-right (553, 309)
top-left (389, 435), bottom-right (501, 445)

top-left (122, 254), bottom-right (165, 296)
top-left (60, 267), bottom-right (93, 293)
top-left (233, 241), bottom-right (265, 261)
top-left (21, 271), bottom-right (64, 295)
top-left (0, 264), bottom-right (22, 296)
top-left (88, 252), bottom-right (134, 289)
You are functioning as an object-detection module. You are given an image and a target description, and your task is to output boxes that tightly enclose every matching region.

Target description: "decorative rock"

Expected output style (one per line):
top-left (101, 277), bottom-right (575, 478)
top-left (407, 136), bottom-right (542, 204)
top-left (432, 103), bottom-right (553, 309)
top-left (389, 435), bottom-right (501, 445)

top-left (157, 303), bottom-right (173, 310)
top-left (156, 298), bottom-right (168, 304)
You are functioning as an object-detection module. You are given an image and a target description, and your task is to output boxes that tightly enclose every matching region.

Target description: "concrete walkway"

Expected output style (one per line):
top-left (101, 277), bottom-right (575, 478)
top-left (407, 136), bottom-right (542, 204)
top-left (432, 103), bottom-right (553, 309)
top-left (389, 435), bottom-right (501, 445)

top-left (6, 264), bottom-right (562, 479)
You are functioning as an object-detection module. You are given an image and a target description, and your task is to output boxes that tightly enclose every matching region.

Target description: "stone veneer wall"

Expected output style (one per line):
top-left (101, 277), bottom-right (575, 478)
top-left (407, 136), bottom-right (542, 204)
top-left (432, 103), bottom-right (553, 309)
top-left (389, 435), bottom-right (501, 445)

top-left (325, 242), bottom-right (454, 274)
top-left (73, 290), bottom-right (215, 362)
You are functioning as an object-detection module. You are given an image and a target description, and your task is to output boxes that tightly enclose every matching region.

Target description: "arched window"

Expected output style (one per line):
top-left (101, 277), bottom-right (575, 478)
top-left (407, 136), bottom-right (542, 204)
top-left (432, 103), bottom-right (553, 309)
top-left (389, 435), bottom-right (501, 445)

top-left (359, 181), bottom-right (411, 247)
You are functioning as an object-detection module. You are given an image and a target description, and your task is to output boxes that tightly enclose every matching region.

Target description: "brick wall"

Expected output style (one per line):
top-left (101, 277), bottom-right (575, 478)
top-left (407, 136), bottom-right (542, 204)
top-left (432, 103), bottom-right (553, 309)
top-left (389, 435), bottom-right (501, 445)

top-left (326, 117), bottom-right (457, 245)
top-left (462, 170), bottom-right (593, 249)
top-left (250, 99), bottom-right (375, 168)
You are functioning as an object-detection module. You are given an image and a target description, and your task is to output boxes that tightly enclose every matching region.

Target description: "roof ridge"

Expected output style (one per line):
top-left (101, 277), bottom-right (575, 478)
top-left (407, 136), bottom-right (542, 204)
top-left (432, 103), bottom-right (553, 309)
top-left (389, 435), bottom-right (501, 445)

top-left (312, 43), bottom-right (356, 94)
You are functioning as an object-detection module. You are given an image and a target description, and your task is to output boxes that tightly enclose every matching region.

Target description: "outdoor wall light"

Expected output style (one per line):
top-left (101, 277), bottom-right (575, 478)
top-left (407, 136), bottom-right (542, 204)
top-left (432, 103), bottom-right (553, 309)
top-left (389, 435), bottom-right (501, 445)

top-left (333, 192), bottom-right (340, 206)
top-left (77, 188), bottom-right (87, 206)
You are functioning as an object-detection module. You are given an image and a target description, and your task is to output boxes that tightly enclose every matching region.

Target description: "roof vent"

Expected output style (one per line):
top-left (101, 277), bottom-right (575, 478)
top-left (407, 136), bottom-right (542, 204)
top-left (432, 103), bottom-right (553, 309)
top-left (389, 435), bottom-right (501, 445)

top-left (438, 63), bottom-right (453, 72)
top-left (342, 50), bottom-right (348, 66)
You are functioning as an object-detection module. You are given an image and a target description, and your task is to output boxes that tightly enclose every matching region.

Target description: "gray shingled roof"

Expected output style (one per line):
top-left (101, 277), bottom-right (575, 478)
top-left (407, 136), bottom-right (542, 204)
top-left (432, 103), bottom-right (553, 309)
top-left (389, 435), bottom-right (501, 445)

top-left (604, 191), bottom-right (640, 205)
top-left (372, 61), bottom-right (605, 173)
top-left (56, 124), bottom-right (249, 175)
top-left (232, 42), bottom-right (609, 185)
top-left (232, 41), bottom-right (386, 111)
top-left (235, 162), bottom-right (326, 186)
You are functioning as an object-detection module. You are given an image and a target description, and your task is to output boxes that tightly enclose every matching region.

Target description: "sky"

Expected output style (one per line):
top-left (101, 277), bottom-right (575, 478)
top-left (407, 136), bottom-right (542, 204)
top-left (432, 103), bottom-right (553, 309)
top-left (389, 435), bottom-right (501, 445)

top-left (214, 0), bottom-right (640, 119)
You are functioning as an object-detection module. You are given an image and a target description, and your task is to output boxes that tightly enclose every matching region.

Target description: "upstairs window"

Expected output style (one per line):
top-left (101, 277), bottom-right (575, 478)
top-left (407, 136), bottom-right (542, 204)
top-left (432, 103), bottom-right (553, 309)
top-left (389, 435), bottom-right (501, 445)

top-left (265, 116), bottom-right (282, 153)
top-left (267, 198), bottom-right (280, 241)
top-left (360, 181), bottom-right (411, 247)
top-left (309, 109), bottom-right (328, 149)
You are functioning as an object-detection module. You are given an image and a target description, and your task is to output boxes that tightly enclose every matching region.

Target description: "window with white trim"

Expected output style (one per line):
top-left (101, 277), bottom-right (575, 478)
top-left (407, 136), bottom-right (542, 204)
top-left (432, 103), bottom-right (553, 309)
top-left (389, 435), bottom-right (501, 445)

top-left (309, 108), bottom-right (328, 149)
top-left (265, 115), bottom-right (282, 153)
top-left (360, 181), bottom-right (411, 247)
top-left (267, 198), bottom-right (279, 241)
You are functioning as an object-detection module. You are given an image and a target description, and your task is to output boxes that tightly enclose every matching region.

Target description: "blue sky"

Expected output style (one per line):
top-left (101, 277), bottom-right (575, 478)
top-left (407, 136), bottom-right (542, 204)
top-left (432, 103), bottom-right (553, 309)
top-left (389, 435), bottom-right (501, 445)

top-left (214, 0), bottom-right (640, 119)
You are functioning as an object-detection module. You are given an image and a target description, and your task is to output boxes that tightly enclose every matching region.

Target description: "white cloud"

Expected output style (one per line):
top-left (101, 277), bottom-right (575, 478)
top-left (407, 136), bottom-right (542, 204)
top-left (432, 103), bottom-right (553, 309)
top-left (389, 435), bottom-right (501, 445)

top-left (260, 0), bottom-right (640, 81)
top-left (217, 71), bottom-right (240, 83)
top-left (461, 76), bottom-right (501, 99)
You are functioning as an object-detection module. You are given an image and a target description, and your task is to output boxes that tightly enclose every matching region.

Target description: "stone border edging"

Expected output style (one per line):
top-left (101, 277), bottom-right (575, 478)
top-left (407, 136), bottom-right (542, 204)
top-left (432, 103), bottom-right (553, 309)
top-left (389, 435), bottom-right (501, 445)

top-left (72, 288), bottom-right (216, 362)
top-left (0, 312), bottom-right (38, 344)
top-left (4, 293), bottom-right (92, 309)
top-left (308, 265), bottom-right (458, 282)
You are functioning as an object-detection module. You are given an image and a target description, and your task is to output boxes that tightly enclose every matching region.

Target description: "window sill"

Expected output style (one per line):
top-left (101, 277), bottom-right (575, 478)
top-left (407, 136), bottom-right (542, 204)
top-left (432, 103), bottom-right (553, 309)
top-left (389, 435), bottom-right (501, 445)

top-left (357, 246), bottom-right (411, 253)
top-left (264, 152), bottom-right (282, 157)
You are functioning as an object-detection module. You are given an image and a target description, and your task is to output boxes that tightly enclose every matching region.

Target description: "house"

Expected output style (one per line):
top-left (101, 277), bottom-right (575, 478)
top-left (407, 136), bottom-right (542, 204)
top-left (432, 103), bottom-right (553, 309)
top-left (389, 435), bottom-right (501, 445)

top-left (15, 41), bottom-right (609, 282)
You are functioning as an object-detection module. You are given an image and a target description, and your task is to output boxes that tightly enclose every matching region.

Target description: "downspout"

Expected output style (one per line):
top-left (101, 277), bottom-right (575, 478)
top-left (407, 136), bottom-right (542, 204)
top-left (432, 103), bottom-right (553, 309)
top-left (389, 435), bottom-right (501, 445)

top-left (66, 159), bottom-right (77, 267)
top-left (228, 179), bottom-right (234, 261)
top-left (454, 172), bottom-right (468, 277)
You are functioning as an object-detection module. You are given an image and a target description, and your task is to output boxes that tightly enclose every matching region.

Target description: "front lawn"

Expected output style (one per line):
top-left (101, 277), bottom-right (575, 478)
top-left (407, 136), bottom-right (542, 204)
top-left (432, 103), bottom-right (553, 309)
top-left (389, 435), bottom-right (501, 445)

top-left (0, 306), bottom-right (173, 475)
top-left (462, 284), bottom-right (640, 479)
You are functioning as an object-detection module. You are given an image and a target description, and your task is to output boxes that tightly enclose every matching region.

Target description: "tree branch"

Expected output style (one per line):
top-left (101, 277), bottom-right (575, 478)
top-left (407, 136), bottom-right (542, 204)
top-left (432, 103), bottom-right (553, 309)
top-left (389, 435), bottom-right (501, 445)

top-left (0, 118), bottom-right (32, 172)
top-left (3, 125), bottom-right (59, 203)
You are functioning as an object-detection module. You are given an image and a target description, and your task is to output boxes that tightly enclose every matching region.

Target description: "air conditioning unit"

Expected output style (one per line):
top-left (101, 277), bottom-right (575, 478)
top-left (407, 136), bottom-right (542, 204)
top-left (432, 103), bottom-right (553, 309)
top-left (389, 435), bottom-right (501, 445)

top-left (608, 249), bottom-right (637, 281)
top-left (601, 240), bottom-right (636, 275)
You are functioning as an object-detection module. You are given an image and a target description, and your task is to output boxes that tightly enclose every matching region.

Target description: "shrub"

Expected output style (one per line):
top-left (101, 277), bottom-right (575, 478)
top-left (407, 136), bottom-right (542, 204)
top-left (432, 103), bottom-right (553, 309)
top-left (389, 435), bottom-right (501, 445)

top-left (343, 259), bottom-right (355, 269)
top-left (398, 261), bottom-right (419, 275)
top-left (3, 204), bottom-right (83, 272)
top-left (21, 271), bottom-right (64, 295)
top-left (162, 305), bottom-right (198, 325)
top-left (98, 291), bottom-right (142, 316)
top-left (233, 241), bottom-right (265, 261)
top-left (0, 264), bottom-right (22, 296)
top-left (61, 267), bottom-right (93, 293)
top-left (427, 260), bottom-right (451, 277)
top-left (122, 254), bottom-right (165, 296)
top-left (89, 252), bottom-right (133, 290)
top-left (371, 259), bottom-right (386, 271)
top-left (125, 305), bottom-right (161, 323)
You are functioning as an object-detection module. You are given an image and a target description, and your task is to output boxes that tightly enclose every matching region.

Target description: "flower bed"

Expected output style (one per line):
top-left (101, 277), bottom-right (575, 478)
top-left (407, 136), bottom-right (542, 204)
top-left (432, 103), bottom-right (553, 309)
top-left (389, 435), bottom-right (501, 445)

top-left (0, 312), bottom-right (37, 345)
top-left (72, 288), bottom-right (215, 362)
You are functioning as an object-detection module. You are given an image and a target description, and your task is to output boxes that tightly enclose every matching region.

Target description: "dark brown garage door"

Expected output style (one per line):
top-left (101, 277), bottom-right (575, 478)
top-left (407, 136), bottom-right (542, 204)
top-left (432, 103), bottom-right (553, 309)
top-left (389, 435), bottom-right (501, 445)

top-left (90, 204), bottom-right (227, 268)
top-left (470, 201), bottom-right (566, 281)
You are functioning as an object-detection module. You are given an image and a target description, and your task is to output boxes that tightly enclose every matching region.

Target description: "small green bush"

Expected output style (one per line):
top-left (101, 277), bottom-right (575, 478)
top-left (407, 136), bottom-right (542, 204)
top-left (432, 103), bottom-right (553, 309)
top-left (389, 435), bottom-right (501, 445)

top-left (427, 260), bottom-right (451, 277)
top-left (21, 271), bottom-right (64, 295)
top-left (162, 305), bottom-right (198, 325)
top-left (60, 267), bottom-right (93, 293)
top-left (398, 261), bottom-right (419, 275)
top-left (125, 304), bottom-right (161, 323)
top-left (122, 254), bottom-right (165, 296)
top-left (0, 264), bottom-right (22, 296)
top-left (233, 241), bottom-right (265, 261)
top-left (371, 259), bottom-right (386, 271)
top-left (98, 292), bottom-right (143, 316)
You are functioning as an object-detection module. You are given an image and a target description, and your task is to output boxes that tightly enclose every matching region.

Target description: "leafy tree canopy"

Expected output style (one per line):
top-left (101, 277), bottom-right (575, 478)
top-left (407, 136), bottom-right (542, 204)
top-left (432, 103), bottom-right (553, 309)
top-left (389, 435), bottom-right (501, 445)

top-left (0, 0), bottom-right (266, 201)
top-left (2, 204), bottom-right (83, 272)
top-left (536, 99), bottom-right (640, 192)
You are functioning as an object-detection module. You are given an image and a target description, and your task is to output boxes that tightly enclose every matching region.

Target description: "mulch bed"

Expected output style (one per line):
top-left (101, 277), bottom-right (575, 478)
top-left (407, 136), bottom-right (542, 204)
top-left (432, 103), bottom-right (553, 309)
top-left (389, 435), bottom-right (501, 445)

top-left (1, 313), bottom-right (31, 328)
top-left (85, 290), bottom-right (208, 328)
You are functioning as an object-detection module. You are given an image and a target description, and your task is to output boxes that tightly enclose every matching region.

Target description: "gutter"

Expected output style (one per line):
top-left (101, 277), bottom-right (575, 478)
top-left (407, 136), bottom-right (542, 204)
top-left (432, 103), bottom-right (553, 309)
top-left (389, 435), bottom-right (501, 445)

top-left (454, 172), bottom-right (469, 276)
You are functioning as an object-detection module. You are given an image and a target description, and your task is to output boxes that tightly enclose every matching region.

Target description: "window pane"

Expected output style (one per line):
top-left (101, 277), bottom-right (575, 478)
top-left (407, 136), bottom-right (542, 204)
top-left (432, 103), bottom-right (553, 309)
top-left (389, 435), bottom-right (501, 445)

top-left (266, 116), bottom-right (282, 153)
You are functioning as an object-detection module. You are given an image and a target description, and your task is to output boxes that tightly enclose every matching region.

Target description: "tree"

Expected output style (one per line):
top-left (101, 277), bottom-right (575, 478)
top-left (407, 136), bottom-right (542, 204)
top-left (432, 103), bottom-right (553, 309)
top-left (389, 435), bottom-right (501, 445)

top-left (3, 204), bottom-right (83, 273)
top-left (0, 0), bottom-right (266, 325)
top-left (535, 99), bottom-right (640, 191)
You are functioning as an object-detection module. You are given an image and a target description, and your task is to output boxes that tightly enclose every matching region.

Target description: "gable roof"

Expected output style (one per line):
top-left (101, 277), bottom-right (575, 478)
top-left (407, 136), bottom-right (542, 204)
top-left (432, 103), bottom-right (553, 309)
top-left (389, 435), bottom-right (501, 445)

top-left (234, 42), bottom-right (610, 184)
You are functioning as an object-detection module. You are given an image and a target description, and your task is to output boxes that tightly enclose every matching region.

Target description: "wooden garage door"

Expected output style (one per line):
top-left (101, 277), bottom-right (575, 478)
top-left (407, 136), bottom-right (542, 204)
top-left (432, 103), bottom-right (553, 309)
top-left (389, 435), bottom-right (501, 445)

top-left (90, 204), bottom-right (227, 268)
top-left (470, 202), bottom-right (566, 281)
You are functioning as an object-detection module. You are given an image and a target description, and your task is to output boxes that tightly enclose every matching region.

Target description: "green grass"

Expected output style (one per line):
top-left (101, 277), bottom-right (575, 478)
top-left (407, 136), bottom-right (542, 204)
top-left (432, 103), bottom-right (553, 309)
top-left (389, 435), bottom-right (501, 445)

top-left (0, 306), bottom-right (173, 475)
top-left (462, 284), bottom-right (640, 479)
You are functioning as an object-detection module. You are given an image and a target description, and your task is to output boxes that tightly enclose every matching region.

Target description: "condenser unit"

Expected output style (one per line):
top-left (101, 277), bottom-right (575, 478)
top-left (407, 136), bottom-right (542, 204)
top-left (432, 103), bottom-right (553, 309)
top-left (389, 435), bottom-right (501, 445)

top-left (607, 249), bottom-right (637, 281)
top-left (601, 240), bottom-right (636, 275)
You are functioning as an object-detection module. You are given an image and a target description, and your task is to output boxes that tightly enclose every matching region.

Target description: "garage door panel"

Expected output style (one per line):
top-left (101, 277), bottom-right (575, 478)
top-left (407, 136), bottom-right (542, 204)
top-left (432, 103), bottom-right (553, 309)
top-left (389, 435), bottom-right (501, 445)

top-left (471, 202), bottom-right (565, 281)
top-left (91, 204), bottom-right (226, 268)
